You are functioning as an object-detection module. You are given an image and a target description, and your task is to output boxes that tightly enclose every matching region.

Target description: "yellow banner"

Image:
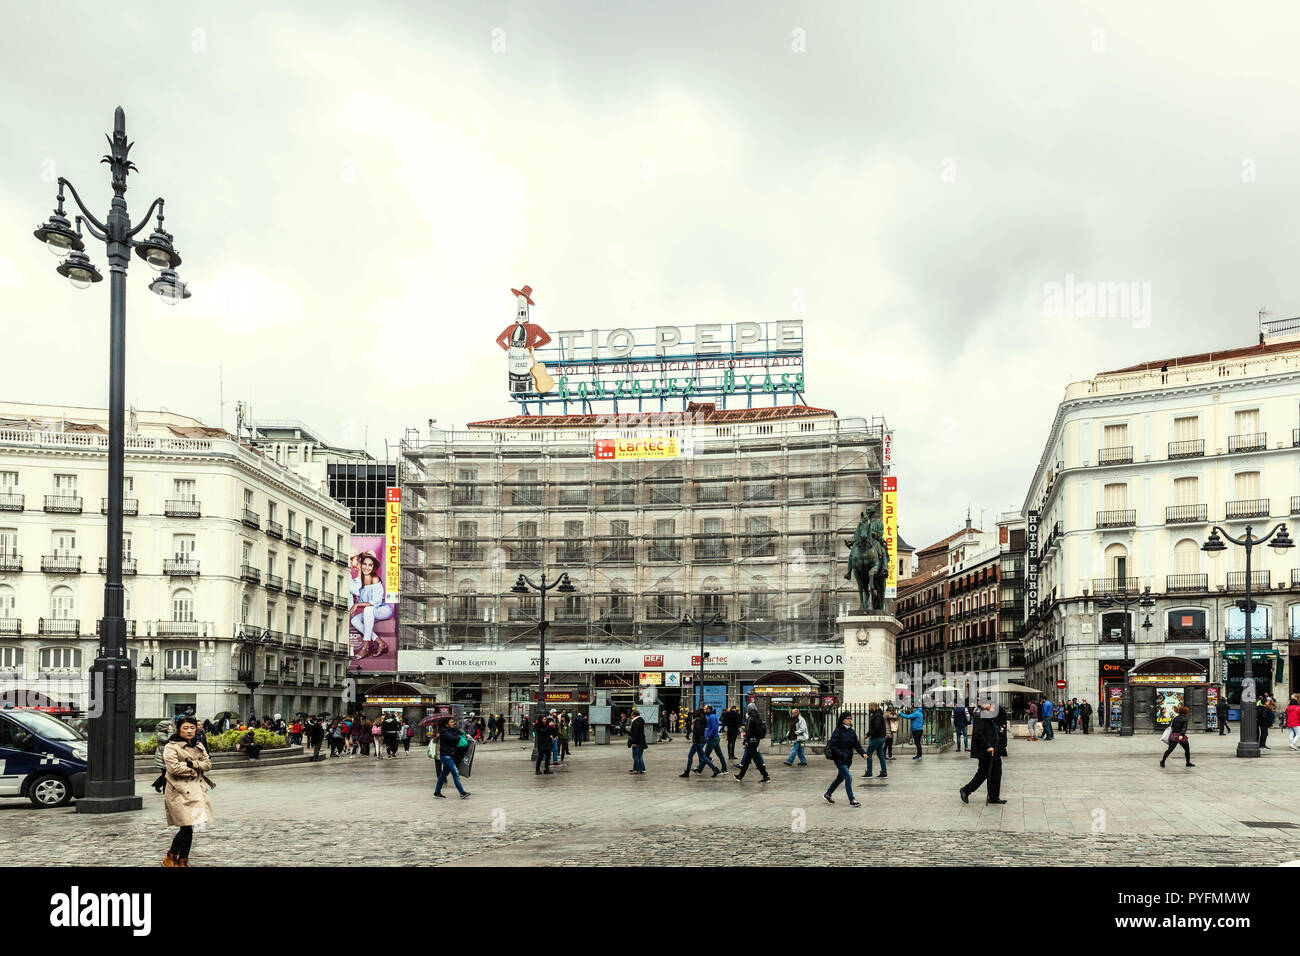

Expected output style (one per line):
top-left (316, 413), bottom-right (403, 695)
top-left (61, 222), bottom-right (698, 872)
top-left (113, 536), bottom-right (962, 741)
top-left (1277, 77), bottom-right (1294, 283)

top-left (385, 488), bottom-right (401, 601)
top-left (595, 436), bottom-right (679, 460)
top-left (883, 476), bottom-right (898, 597)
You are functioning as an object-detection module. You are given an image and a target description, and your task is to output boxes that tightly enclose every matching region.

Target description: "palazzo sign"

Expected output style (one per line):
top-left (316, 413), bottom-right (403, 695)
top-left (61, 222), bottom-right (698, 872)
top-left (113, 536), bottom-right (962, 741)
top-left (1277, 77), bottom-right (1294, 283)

top-left (495, 286), bottom-right (805, 411)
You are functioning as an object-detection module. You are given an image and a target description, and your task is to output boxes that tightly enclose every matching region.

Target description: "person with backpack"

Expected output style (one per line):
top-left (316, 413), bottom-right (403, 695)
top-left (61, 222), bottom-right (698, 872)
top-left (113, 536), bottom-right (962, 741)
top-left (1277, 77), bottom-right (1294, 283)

top-left (734, 703), bottom-right (771, 783)
top-left (783, 707), bottom-right (809, 767)
top-left (432, 716), bottom-right (470, 799)
top-left (823, 711), bottom-right (866, 806)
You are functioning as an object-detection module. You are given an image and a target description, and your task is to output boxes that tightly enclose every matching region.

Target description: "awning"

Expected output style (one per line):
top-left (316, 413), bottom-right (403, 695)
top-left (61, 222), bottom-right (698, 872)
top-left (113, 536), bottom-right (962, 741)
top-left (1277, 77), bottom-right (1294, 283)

top-left (987, 682), bottom-right (1041, 694)
top-left (1220, 649), bottom-right (1279, 659)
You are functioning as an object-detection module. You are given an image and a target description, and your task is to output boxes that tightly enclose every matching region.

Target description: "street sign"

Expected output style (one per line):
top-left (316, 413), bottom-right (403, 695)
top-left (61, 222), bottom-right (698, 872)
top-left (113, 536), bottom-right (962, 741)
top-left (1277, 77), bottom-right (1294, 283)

top-left (1056, 679), bottom-right (1067, 689)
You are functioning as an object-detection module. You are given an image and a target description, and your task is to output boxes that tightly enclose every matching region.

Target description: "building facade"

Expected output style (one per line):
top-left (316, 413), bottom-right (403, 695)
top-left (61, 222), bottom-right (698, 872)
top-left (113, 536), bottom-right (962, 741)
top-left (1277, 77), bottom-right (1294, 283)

top-left (0, 404), bottom-right (353, 721)
top-left (396, 404), bottom-right (887, 723)
top-left (1020, 326), bottom-right (1300, 726)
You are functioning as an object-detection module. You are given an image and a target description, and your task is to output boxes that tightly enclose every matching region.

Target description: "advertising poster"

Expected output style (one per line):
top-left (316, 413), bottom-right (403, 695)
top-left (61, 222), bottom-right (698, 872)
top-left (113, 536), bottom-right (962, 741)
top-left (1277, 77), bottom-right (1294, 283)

top-left (1108, 685), bottom-right (1123, 730)
top-left (385, 487), bottom-right (401, 602)
top-left (1155, 688), bottom-right (1184, 725)
top-left (1207, 685), bottom-right (1219, 730)
top-left (348, 534), bottom-right (399, 670)
top-left (883, 476), bottom-right (898, 598)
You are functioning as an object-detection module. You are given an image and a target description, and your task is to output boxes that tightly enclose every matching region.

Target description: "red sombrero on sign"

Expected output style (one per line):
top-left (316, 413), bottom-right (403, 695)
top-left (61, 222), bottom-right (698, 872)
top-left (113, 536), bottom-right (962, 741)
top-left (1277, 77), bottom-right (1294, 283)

top-left (511, 284), bottom-right (535, 305)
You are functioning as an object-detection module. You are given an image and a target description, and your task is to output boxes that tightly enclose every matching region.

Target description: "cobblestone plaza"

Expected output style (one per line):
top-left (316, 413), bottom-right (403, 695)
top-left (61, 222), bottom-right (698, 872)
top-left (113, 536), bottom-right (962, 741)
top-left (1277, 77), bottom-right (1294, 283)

top-left (6, 732), bottom-right (1300, 866)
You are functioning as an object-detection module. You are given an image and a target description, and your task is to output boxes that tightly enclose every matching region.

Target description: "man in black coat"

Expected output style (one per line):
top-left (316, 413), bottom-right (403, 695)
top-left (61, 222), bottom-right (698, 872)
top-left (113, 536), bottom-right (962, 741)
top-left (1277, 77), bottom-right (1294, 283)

top-left (722, 706), bottom-right (742, 759)
top-left (1216, 693), bottom-right (1230, 735)
top-left (1079, 699), bottom-right (1093, 734)
top-left (305, 718), bottom-right (325, 761)
top-left (534, 714), bottom-right (554, 774)
top-left (958, 703), bottom-right (1005, 805)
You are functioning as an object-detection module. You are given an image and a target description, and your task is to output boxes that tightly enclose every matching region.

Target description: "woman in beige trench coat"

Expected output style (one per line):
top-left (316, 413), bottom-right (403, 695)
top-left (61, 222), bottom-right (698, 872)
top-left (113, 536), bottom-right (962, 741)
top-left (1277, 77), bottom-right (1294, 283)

top-left (162, 715), bottom-right (214, 867)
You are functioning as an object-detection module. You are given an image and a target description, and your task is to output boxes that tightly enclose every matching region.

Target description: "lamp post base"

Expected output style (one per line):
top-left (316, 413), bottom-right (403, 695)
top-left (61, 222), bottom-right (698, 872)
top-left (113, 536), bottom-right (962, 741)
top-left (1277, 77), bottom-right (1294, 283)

top-left (1235, 740), bottom-right (1262, 758)
top-left (76, 795), bottom-right (143, 814)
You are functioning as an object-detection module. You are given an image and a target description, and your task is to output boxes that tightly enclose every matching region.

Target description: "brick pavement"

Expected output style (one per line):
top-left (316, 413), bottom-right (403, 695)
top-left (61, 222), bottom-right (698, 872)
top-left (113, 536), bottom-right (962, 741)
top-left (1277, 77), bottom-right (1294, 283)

top-left (5, 730), bottom-right (1300, 865)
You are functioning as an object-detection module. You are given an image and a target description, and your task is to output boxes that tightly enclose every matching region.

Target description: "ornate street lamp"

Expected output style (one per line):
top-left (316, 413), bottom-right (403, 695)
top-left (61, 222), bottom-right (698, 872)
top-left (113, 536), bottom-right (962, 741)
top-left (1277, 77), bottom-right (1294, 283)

top-left (1097, 585), bottom-right (1154, 737)
top-left (512, 569), bottom-right (575, 751)
top-left (1203, 522), bottom-right (1294, 757)
top-left (33, 108), bottom-right (192, 814)
top-left (682, 611), bottom-right (726, 709)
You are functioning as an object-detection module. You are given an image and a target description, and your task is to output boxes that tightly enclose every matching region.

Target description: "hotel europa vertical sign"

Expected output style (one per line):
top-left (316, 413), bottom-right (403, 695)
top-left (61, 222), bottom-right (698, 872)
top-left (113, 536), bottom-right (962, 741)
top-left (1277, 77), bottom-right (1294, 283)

top-left (385, 488), bottom-right (402, 602)
top-left (1025, 510), bottom-right (1039, 615)
top-left (882, 476), bottom-right (898, 598)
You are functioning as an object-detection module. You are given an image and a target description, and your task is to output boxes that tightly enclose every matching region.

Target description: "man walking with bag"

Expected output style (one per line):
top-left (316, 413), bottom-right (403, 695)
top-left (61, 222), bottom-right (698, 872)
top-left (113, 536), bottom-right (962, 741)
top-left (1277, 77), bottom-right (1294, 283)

top-left (734, 703), bottom-right (771, 783)
top-left (958, 702), bottom-right (1006, 805)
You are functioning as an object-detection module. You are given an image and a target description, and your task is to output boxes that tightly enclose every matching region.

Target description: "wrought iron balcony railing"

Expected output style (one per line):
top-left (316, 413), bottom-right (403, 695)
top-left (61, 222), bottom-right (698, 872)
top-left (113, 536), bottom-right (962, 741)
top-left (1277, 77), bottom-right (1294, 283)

top-left (98, 556), bottom-right (137, 575)
top-left (241, 508), bottom-right (260, 529)
top-left (1228, 432), bottom-right (1267, 453)
top-left (163, 558), bottom-right (199, 576)
top-left (1225, 499), bottom-right (1269, 520)
top-left (1096, 509), bottom-right (1136, 528)
top-left (1168, 439), bottom-right (1205, 460)
top-left (44, 495), bottom-right (82, 513)
top-left (164, 498), bottom-right (201, 517)
top-left (101, 497), bottom-right (138, 515)
top-left (1097, 445), bottom-right (1133, 465)
top-left (41, 554), bottom-right (81, 573)
top-left (1165, 504), bottom-right (1207, 524)
top-left (266, 519), bottom-right (283, 538)
top-left (1165, 573), bottom-right (1208, 592)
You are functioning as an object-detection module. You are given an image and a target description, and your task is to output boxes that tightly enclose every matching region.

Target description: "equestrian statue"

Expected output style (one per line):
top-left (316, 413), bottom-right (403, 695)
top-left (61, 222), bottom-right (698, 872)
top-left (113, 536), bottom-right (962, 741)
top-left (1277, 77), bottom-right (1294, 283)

top-left (844, 509), bottom-right (890, 613)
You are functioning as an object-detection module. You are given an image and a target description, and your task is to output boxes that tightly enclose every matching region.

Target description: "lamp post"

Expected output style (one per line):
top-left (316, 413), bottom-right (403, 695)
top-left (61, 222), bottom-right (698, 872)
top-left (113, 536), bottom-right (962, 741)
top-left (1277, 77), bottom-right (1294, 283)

top-left (1202, 522), bottom-right (1294, 757)
top-left (511, 569), bottom-right (574, 749)
top-left (236, 630), bottom-right (273, 725)
top-left (34, 108), bottom-right (190, 814)
top-left (1097, 585), bottom-right (1154, 737)
top-left (682, 611), bottom-right (725, 709)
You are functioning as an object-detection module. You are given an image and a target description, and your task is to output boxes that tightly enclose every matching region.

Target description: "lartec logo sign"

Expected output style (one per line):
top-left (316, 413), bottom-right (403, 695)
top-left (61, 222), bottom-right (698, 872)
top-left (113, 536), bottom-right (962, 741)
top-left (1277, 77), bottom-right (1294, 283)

top-left (595, 437), bottom-right (679, 460)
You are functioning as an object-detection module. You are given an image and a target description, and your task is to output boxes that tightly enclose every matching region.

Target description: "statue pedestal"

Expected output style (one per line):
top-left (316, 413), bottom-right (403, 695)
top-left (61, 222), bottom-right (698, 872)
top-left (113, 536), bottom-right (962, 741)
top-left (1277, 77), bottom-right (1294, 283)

top-left (838, 613), bottom-right (902, 707)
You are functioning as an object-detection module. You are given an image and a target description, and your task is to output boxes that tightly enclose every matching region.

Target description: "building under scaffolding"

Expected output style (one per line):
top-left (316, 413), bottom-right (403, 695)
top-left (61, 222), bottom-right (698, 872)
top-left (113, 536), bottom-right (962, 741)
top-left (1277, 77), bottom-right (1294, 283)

top-left (397, 402), bottom-right (886, 721)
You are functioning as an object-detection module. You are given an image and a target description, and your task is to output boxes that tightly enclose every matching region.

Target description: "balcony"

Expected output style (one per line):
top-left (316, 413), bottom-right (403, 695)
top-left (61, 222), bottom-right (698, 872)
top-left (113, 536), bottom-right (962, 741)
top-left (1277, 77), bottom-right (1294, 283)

top-left (451, 487), bottom-right (484, 507)
top-left (1168, 439), bottom-right (1205, 460)
top-left (999, 595), bottom-right (1022, 610)
top-left (0, 618), bottom-right (19, 635)
top-left (41, 554), bottom-right (82, 574)
top-left (1097, 445), bottom-right (1133, 465)
top-left (598, 545), bottom-right (634, 564)
top-left (1165, 504), bottom-right (1207, 524)
top-left (164, 499), bottom-right (201, 518)
top-left (553, 607), bottom-right (588, 623)
top-left (507, 546), bottom-right (542, 566)
top-left (1225, 626), bottom-right (1271, 643)
top-left (286, 580), bottom-right (302, 597)
top-left (738, 535), bottom-right (778, 559)
top-left (645, 604), bottom-right (682, 621)
top-left (304, 585), bottom-right (319, 602)
top-left (319, 544), bottom-right (334, 562)
top-left (649, 487), bottom-right (683, 506)
top-left (239, 564), bottom-right (261, 584)
top-left (1095, 509), bottom-right (1136, 528)
top-left (163, 558), bottom-right (199, 576)
top-left (696, 486), bottom-right (730, 504)
top-left (450, 547), bottom-right (484, 562)
top-left (557, 490), bottom-right (590, 507)
top-left (286, 529), bottom-right (301, 547)
top-left (695, 543), bottom-right (730, 563)
top-left (556, 548), bottom-right (588, 565)
top-left (602, 488), bottom-right (637, 507)
top-left (266, 572), bottom-right (283, 591)
top-left (0, 493), bottom-right (22, 512)
top-left (740, 604), bottom-right (776, 621)
top-left (241, 508), bottom-right (260, 529)
top-left (1226, 571), bottom-right (1270, 591)
top-left (44, 495), bottom-right (83, 514)
top-left (1228, 432), bottom-right (1267, 454)
top-left (1092, 576), bottom-right (1140, 594)
top-left (0, 553), bottom-right (20, 572)
top-left (1225, 499), bottom-right (1269, 520)
top-left (647, 544), bottom-right (682, 563)
top-left (152, 620), bottom-right (209, 638)
top-left (303, 536), bottom-right (319, 554)
top-left (101, 497), bottom-right (138, 515)
top-left (1165, 573), bottom-right (1208, 593)
top-left (741, 483), bottom-right (776, 502)
top-left (38, 618), bottom-right (79, 636)
top-left (164, 669), bottom-right (198, 681)
top-left (509, 487), bottom-right (544, 507)
top-left (1166, 627), bottom-right (1208, 642)
top-left (98, 556), bottom-right (137, 575)
top-left (266, 519), bottom-right (283, 538)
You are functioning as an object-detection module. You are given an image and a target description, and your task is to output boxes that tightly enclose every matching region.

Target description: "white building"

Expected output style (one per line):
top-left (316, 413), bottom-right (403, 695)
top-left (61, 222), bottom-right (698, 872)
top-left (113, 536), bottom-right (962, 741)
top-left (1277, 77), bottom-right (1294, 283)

top-left (0, 403), bottom-right (354, 721)
top-left (1020, 322), bottom-right (1300, 724)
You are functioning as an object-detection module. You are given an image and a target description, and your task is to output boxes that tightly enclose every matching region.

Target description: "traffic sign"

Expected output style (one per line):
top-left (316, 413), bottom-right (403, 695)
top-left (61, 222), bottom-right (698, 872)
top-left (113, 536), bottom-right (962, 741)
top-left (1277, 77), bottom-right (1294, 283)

top-left (1056, 679), bottom-right (1067, 689)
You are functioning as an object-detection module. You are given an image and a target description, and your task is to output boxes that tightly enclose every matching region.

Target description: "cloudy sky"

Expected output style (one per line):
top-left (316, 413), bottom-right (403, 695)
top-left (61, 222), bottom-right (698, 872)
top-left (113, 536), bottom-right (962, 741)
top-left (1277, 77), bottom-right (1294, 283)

top-left (3, 1), bottom-right (1298, 549)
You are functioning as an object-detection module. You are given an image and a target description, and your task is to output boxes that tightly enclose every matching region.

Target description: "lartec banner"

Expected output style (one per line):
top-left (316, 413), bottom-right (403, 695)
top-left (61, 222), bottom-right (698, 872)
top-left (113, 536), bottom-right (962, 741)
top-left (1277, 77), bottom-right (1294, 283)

top-left (883, 476), bottom-right (898, 598)
top-left (385, 487), bottom-right (401, 601)
top-left (399, 646), bottom-right (847, 673)
top-left (595, 436), bottom-right (679, 460)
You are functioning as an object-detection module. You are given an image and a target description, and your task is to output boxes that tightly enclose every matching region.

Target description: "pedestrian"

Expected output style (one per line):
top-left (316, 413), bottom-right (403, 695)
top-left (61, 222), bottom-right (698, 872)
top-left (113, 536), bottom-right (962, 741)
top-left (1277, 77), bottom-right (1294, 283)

top-left (1026, 699), bottom-right (1038, 741)
top-left (952, 701), bottom-right (970, 752)
top-left (548, 710), bottom-right (562, 765)
top-left (702, 704), bottom-right (729, 774)
top-left (1287, 695), bottom-right (1300, 750)
top-left (901, 702), bottom-right (924, 759)
top-left (823, 711), bottom-right (866, 806)
top-left (382, 712), bottom-right (401, 758)
top-left (1259, 697), bottom-right (1277, 749)
top-left (682, 708), bottom-right (721, 778)
top-left (884, 704), bottom-right (898, 759)
top-left (783, 707), bottom-right (809, 767)
top-left (432, 716), bottom-right (470, 799)
top-left (1080, 698), bottom-right (1093, 734)
top-left (958, 702), bottom-right (1006, 805)
top-left (372, 718), bottom-right (384, 758)
top-left (557, 714), bottom-right (571, 764)
top-left (658, 711), bottom-right (673, 743)
top-left (1215, 693), bottom-right (1230, 736)
top-left (400, 719), bottom-right (412, 754)
top-left (237, 726), bottom-right (261, 760)
top-left (328, 720), bottom-right (344, 758)
top-left (1159, 705), bottom-right (1194, 769)
top-left (723, 705), bottom-right (741, 760)
top-left (628, 708), bottom-right (647, 774)
top-left (534, 712), bottom-right (554, 775)
top-left (306, 717), bottom-right (325, 760)
top-left (161, 715), bottom-right (214, 867)
top-left (1039, 697), bottom-right (1055, 740)
top-left (1057, 699), bottom-right (1067, 734)
top-left (734, 703), bottom-right (771, 783)
top-left (519, 713), bottom-right (530, 740)
top-left (862, 701), bottom-right (888, 778)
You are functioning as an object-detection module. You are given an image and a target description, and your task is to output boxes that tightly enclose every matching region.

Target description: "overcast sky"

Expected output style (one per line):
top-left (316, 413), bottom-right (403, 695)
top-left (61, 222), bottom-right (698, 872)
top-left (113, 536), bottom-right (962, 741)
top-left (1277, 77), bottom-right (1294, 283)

top-left (3, 1), bottom-right (1299, 550)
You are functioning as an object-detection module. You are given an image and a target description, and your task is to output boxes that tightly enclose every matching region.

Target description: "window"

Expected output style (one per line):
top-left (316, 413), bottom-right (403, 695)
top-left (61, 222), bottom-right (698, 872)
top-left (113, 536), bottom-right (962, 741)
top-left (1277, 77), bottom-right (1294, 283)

top-left (305, 519), bottom-right (313, 539)
top-left (459, 468), bottom-right (478, 482)
top-left (0, 647), bottom-right (22, 670)
top-left (39, 647), bottom-right (81, 671)
top-left (287, 510), bottom-right (296, 531)
top-left (266, 603), bottom-right (277, 630)
top-left (1233, 409), bottom-right (1260, 434)
top-left (654, 518), bottom-right (675, 536)
top-left (0, 528), bottom-right (17, 558)
top-left (563, 520), bottom-right (584, 538)
top-left (241, 597), bottom-right (252, 625)
top-left (242, 541), bottom-right (252, 566)
top-left (268, 501), bottom-right (277, 523)
top-left (0, 472), bottom-right (17, 492)
top-left (54, 474), bottom-right (78, 494)
top-left (172, 589), bottom-right (194, 622)
top-left (267, 552), bottom-right (277, 575)
top-left (304, 610), bottom-right (313, 636)
top-left (1103, 423), bottom-right (1128, 448)
top-left (52, 530), bottom-right (76, 557)
top-left (1173, 539), bottom-right (1199, 575)
top-left (166, 648), bottom-right (197, 672)
top-left (1102, 483), bottom-right (1128, 510)
top-left (1173, 476), bottom-right (1198, 506)
top-left (287, 558), bottom-right (296, 583)
top-left (287, 609), bottom-right (296, 635)
top-left (121, 532), bottom-right (133, 561)
top-left (173, 534), bottom-right (196, 562)
top-left (1173, 416), bottom-right (1198, 441)
top-left (50, 586), bottom-right (74, 619)
top-left (1105, 543), bottom-right (1128, 582)
top-left (243, 488), bottom-right (253, 510)
top-left (0, 585), bottom-right (15, 618)
top-left (1233, 471), bottom-right (1261, 499)
top-left (173, 478), bottom-right (196, 502)
top-left (610, 519), bottom-right (629, 538)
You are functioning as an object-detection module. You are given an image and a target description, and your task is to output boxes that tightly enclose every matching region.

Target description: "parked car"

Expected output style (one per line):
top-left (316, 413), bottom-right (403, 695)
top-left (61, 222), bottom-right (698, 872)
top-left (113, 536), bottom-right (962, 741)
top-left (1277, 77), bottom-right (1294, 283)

top-left (0, 708), bottom-right (89, 807)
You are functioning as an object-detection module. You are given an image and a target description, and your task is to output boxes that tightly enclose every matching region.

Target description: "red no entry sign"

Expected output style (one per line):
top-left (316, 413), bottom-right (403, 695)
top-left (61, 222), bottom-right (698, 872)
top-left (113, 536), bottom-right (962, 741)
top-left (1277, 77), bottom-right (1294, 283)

top-left (1056, 679), bottom-right (1067, 689)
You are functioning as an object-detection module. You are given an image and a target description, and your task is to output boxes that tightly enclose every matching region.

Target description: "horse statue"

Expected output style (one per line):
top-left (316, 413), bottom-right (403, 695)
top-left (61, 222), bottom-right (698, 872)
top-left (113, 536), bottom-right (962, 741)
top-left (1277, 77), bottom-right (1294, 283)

top-left (844, 510), bottom-right (890, 613)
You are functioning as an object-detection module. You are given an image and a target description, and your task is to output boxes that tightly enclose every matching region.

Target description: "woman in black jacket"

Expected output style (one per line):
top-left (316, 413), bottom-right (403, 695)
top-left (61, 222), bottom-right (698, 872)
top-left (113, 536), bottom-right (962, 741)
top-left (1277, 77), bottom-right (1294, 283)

top-left (823, 712), bottom-right (867, 807)
top-left (1159, 705), bottom-right (1194, 768)
top-left (433, 717), bottom-right (470, 798)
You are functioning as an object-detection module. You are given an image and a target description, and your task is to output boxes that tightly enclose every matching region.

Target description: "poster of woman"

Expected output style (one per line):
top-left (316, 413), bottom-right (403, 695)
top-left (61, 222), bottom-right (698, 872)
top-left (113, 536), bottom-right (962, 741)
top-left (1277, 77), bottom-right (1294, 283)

top-left (348, 537), bottom-right (398, 669)
top-left (1156, 688), bottom-right (1184, 725)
